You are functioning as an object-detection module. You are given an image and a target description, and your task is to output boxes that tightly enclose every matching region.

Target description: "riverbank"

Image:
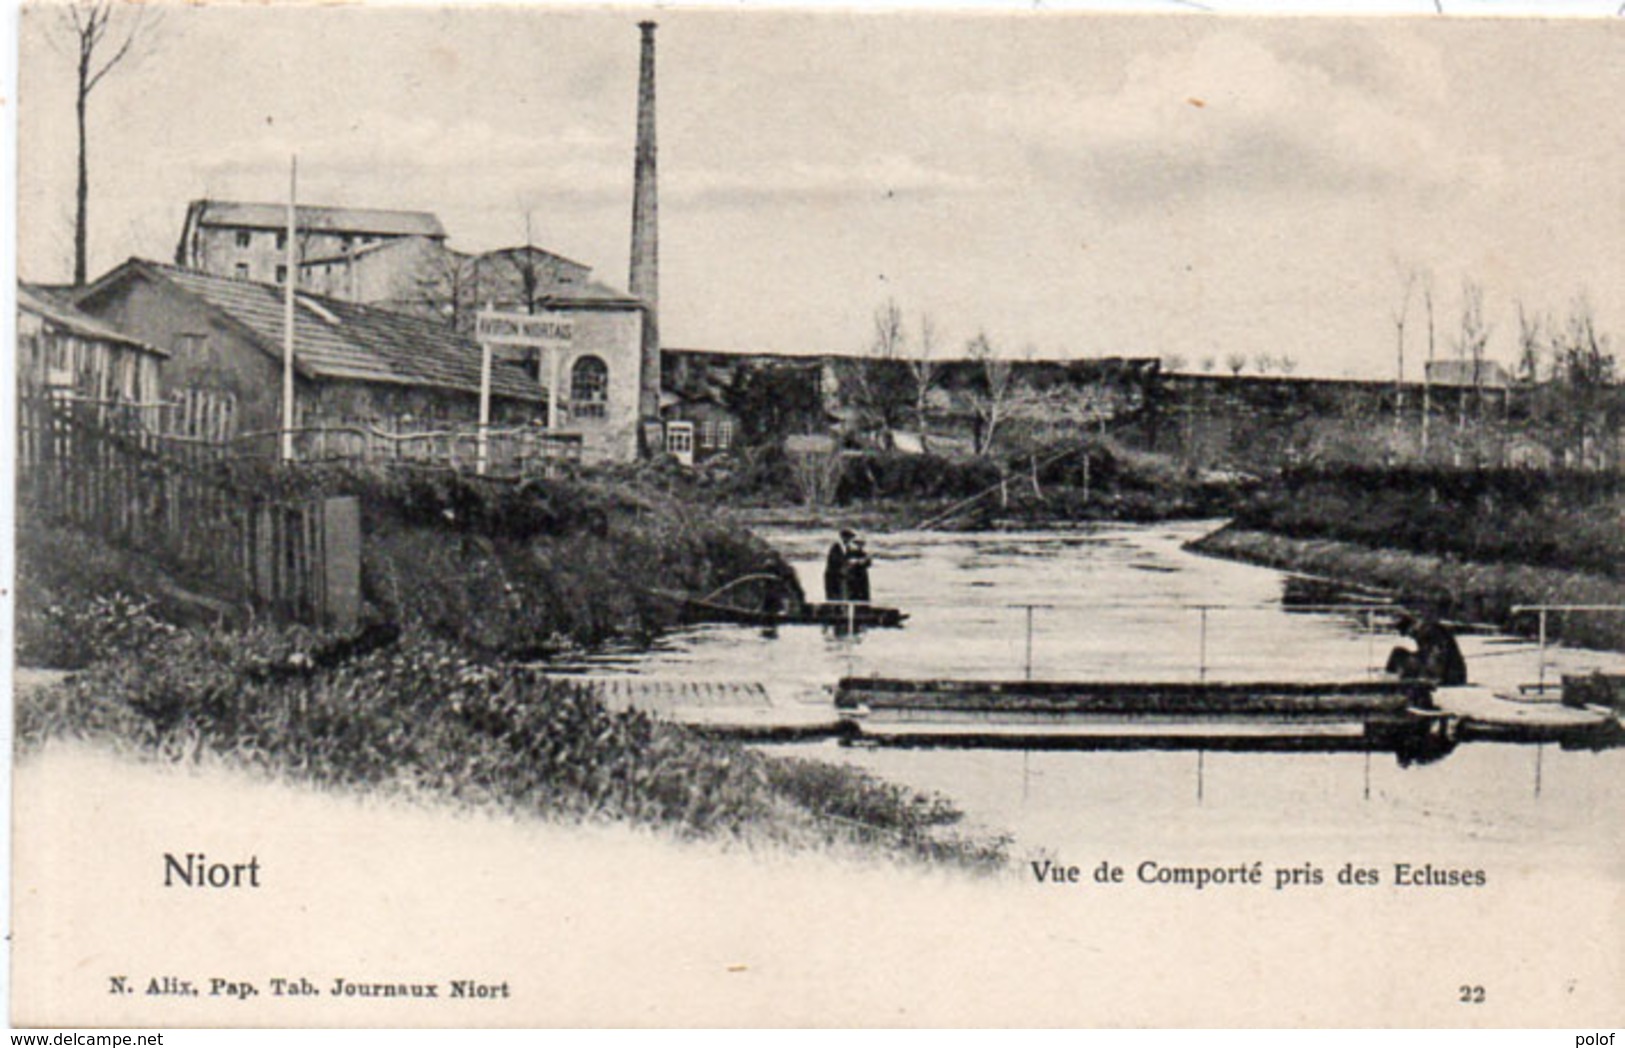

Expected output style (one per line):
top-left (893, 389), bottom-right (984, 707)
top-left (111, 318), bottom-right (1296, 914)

top-left (1190, 524), bottom-right (1625, 654)
top-left (14, 464), bottom-right (1008, 870)
top-left (715, 440), bottom-right (1253, 532)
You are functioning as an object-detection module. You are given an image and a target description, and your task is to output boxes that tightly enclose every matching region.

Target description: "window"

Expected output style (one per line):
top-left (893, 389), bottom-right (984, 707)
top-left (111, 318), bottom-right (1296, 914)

top-left (276, 231), bottom-right (287, 250)
top-left (698, 419), bottom-right (734, 450)
top-left (235, 230), bottom-right (252, 248)
top-left (569, 356), bottom-right (609, 419)
top-left (275, 265), bottom-right (288, 285)
top-left (234, 263), bottom-right (250, 279)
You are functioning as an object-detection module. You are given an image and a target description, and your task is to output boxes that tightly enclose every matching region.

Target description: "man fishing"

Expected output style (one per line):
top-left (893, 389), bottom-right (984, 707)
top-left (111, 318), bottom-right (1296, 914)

top-left (1385, 611), bottom-right (1468, 686)
top-left (824, 529), bottom-right (857, 601)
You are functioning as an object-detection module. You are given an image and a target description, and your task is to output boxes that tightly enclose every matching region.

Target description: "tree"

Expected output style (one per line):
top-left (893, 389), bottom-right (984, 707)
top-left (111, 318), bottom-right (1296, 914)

top-left (1278, 354), bottom-right (1298, 375)
top-left (418, 246), bottom-right (477, 331)
top-left (1453, 279), bottom-right (1492, 428)
top-left (851, 299), bottom-right (913, 430)
top-left (1225, 353), bottom-right (1247, 377)
top-left (1162, 354), bottom-right (1187, 373)
top-left (1545, 298), bottom-right (1618, 468)
top-left (1421, 271), bottom-right (1437, 456)
top-left (909, 313), bottom-right (940, 432)
top-left (1199, 355), bottom-right (1216, 374)
top-left (967, 331), bottom-right (1015, 455)
top-left (1253, 353), bottom-right (1274, 376)
top-left (1514, 302), bottom-right (1544, 385)
top-left (64, 2), bottom-right (156, 285)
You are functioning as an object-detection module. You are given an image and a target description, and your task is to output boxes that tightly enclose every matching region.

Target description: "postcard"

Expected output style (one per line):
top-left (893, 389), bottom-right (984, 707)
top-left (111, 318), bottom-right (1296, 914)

top-left (8, 0), bottom-right (1624, 1029)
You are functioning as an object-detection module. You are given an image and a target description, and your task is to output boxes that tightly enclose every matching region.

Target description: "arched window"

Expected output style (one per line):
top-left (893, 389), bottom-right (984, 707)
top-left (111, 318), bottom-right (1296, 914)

top-left (570, 356), bottom-right (609, 419)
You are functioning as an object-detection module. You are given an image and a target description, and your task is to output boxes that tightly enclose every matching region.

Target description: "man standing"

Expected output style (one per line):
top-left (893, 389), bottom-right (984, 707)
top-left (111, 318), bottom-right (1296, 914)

top-left (824, 528), bottom-right (856, 601)
top-left (845, 537), bottom-right (873, 604)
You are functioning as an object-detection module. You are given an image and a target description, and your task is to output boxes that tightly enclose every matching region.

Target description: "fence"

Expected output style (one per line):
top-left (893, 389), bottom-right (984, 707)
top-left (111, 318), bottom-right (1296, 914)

top-left (17, 392), bottom-right (359, 630)
top-left (229, 422), bottom-right (584, 478)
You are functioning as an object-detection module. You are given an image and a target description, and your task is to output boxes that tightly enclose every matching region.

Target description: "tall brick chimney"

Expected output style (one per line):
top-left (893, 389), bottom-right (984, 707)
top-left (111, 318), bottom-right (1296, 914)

top-left (630, 21), bottom-right (661, 428)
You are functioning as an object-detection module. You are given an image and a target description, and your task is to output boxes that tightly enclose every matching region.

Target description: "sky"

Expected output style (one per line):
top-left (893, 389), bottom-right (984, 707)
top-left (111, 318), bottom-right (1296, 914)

top-left (13, 2), bottom-right (1625, 377)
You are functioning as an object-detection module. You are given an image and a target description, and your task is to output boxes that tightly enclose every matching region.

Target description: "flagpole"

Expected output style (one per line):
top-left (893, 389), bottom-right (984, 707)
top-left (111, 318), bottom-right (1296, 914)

top-left (282, 155), bottom-right (298, 463)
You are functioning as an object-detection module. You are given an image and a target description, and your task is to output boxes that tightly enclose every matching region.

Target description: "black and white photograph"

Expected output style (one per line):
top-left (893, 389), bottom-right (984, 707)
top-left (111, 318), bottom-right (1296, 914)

top-left (5, 0), bottom-right (1624, 1031)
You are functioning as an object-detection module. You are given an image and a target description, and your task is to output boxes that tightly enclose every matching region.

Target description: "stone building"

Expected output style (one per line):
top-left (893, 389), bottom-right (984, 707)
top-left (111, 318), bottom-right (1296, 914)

top-left (174, 200), bottom-right (447, 286)
top-left (299, 240), bottom-right (598, 334)
top-left (72, 258), bottom-right (648, 464)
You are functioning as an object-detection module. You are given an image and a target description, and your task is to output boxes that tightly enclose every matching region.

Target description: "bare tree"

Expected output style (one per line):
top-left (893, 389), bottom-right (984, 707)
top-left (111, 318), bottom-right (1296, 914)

top-left (1225, 352), bottom-right (1247, 377)
top-left (1253, 352), bottom-right (1274, 376)
top-left (910, 313), bottom-right (940, 432)
top-left (849, 298), bottom-right (913, 431)
top-left (1545, 297), bottom-right (1618, 468)
top-left (1391, 268), bottom-right (1416, 386)
top-left (418, 247), bottom-right (477, 331)
top-left (1278, 354), bottom-right (1298, 375)
top-left (64, 2), bottom-right (157, 285)
top-left (1162, 353), bottom-right (1187, 373)
top-left (1455, 279), bottom-right (1492, 424)
top-left (967, 331), bottom-right (1015, 455)
top-left (1199, 355), bottom-right (1216, 374)
top-left (1514, 302), bottom-right (1544, 384)
top-left (872, 298), bottom-right (905, 359)
top-left (1391, 268), bottom-right (1417, 443)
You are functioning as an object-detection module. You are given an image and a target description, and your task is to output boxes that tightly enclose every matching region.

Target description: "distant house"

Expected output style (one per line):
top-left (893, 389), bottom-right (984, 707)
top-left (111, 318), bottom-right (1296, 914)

top-left (301, 240), bottom-right (605, 333)
top-left (175, 200), bottom-right (447, 287)
top-left (16, 283), bottom-right (167, 403)
top-left (1426, 359), bottom-right (1512, 388)
top-left (71, 259), bottom-right (647, 463)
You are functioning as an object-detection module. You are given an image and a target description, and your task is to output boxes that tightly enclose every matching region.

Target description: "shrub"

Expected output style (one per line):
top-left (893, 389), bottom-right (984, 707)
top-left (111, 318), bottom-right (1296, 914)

top-left (15, 591), bottom-right (177, 671)
top-left (16, 631), bottom-right (1007, 869)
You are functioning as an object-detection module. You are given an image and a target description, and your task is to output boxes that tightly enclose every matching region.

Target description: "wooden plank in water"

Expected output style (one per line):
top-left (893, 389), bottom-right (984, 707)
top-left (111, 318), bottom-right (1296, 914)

top-left (1433, 686), bottom-right (1618, 743)
top-left (836, 677), bottom-right (1430, 717)
top-left (566, 677), bottom-right (845, 741)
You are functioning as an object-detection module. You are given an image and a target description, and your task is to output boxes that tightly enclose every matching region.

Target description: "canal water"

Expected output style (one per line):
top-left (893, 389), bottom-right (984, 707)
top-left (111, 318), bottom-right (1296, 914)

top-left (597, 522), bottom-right (1625, 864)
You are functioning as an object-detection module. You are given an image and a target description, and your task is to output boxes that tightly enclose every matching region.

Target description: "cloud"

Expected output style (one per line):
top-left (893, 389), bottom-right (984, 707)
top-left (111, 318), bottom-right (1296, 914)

top-left (983, 31), bottom-right (1487, 209)
top-left (667, 153), bottom-right (989, 208)
top-left (159, 112), bottom-right (631, 208)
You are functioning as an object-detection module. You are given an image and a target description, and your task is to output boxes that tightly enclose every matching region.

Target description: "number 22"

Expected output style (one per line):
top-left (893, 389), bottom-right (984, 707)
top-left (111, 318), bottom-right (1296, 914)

top-left (1459, 985), bottom-right (1486, 1004)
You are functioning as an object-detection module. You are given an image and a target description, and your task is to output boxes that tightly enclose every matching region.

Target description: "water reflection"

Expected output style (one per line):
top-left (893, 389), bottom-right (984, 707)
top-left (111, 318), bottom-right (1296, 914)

top-left (584, 522), bottom-right (1625, 856)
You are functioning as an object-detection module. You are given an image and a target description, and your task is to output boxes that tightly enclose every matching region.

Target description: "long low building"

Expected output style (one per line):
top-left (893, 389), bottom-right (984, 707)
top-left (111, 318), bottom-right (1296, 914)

top-left (71, 258), bottom-right (647, 463)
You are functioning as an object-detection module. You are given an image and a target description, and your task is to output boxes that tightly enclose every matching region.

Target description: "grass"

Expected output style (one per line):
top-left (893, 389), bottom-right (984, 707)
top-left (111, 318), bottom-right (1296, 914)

top-left (14, 460), bottom-right (1014, 869)
top-left (1193, 525), bottom-right (1625, 653)
top-left (1232, 466), bottom-right (1624, 581)
top-left (14, 628), bottom-right (1008, 870)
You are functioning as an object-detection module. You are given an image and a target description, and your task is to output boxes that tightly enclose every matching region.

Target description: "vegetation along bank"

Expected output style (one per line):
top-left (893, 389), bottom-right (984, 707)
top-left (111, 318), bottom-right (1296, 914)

top-left (1191, 467), bottom-right (1625, 653)
top-left (16, 465), bottom-right (1008, 871)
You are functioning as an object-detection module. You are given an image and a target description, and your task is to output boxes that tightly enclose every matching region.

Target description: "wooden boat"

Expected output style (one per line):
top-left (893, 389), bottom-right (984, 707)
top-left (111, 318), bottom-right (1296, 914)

top-left (649, 587), bottom-right (907, 629)
top-left (834, 676), bottom-right (1447, 754)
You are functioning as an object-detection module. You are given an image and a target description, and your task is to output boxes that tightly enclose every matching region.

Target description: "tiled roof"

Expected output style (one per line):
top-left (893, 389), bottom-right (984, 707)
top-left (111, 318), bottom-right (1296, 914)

top-left (18, 283), bottom-right (168, 356)
top-left (190, 200), bottom-right (446, 239)
top-left (537, 279), bottom-right (643, 309)
top-left (91, 260), bottom-right (543, 402)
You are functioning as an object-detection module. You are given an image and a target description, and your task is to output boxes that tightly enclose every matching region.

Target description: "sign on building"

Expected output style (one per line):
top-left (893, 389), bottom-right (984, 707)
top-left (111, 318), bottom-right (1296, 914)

top-left (474, 309), bottom-right (576, 474)
top-left (475, 310), bottom-right (574, 349)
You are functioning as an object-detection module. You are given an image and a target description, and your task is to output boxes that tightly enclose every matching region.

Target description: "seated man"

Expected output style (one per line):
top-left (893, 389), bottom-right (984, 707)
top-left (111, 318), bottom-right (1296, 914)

top-left (1385, 611), bottom-right (1468, 686)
